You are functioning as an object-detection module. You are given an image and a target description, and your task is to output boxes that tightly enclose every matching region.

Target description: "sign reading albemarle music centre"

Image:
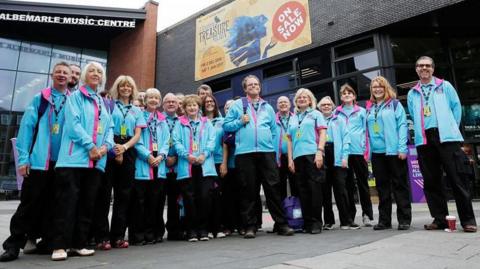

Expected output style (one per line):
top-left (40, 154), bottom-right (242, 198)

top-left (0, 12), bottom-right (136, 28)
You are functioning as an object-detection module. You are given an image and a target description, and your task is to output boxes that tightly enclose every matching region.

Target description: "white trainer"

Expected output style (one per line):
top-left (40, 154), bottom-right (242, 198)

top-left (51, 249), bottom-right (67, 261)
top-left (216, 232), bottom-right (226, 238)
top-left (363, 216), bottom-right (373, 227)
top-left (72, 248), bottom-right (95, 256)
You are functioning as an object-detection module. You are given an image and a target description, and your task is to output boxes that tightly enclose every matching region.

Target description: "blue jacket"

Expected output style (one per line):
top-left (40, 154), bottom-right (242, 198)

top-left (211, 117), bottom-right (225, 164)
top-left (173, 115), bottom-right (217, 180)
top-left (135, 111), bottom-right (170, 180)
top-left (111, 101), bottom-right (147, 137)
top-left (56, 86), bottom-right (114, 172)
top-left (223, 98), bottom-right (277, 155)
top-left (334, 105), bottom-right (367, 155)
top-left (325, 113), bottom-right (351, 167)
top-left (274, 111), bottom-right (293, 166)
top-left (365, 99), bottom-right (408, 157)
top-left (407, 77), bottom-right (463, 146)
top-left (16, 87), bottom-right (70, 170)
top-left (288, 109), bottom-right (327, 160)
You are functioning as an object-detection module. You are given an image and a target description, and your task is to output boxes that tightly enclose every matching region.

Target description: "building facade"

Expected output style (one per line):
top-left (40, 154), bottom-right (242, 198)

top-left (0, 0), bottom-right (158, 180)
top-left (156, 0), bottom-right (480, 198)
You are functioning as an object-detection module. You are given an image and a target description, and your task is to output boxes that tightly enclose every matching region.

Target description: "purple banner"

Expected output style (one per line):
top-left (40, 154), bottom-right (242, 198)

top-left (407, 145), bottom-right (426, 203)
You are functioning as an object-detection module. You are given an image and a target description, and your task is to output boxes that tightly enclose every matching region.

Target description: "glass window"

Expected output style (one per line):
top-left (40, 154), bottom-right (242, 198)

top-left (309, 83), bottom-right (334, 105)
top-left (335, 51), bottom-right (379, 75)
top-left (0, 38), bottom-right (20, 70)
top-left (454, 67), bottom-right (480, 102)
top-left (0, 70), bottom-right (15, 111)
top-left (81, 49), bottom-right (108, 69)
top-left (391, 37), bottom-right (447, 64)
top-left (11, 72), bottom-right (48, 112)
top-left (17, 41), bottom-right (52, 73)
top-left (335, 38), bottom-right (375, 58)
top-left (337, 70), bottom-right (381, 102)
top-left (50, 45), bottom-right (82, 72)
top-left (298, 48), bottom-right (331, 84)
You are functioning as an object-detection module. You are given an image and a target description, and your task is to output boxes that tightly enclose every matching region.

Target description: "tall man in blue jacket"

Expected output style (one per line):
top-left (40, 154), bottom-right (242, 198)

top-left (223, 75), bottom-right (294, 238)
top-left (407, 56), bottom-right (476, 232)
top-left (0, 62), bottom-right (72, 262)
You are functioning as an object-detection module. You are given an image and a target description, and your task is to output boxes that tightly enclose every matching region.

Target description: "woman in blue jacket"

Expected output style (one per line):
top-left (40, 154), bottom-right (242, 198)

top-left (51, 61), bottom-right (114, 261)
top-left (94, 75), bottom-right (146, 250)
top-left (202, 93), bottom-right (226, 238)
top-left (335, 84), bottom-right (374, 227)
top-left (173, 95), bottom-right (217, 242)
top-left (132, 88), bottom-right (170, 244)
top-left (287, 88), bottom-right (327, 234)
top-left (366, 76), bottom-right (411, 230)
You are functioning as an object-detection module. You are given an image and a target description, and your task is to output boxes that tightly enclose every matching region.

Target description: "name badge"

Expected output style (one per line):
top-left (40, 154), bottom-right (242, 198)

top-left (120, 124), bottom-right (127, 136)
top-left (97, 124), bottom-right (103, 135)
top-left (192, 142), bottom-right (198, 152)
top-left (373, 122), bottom-right (380, 134)
top-left (283, 134), bottom-right (289, 141)
top-left (51, 123), bottom-right (60, 134)
top-left (295, 130), bottom-right (301, 139)
top-left (152, 143), bottom-right (158, 151)
top-left (423, 106), bottom-right (432, 117)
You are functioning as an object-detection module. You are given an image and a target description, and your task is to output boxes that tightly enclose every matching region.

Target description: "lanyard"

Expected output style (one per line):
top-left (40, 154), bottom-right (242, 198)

top-left (148, 112), bottom-right (159, 143)
top-left (51, 94), bottom-right (66, 123)
top-left (116, 101), bottom-right (132, 124)
top-left (374, 101), bottom-right (384, 122)
top-left (167, 117), bottom-right (177, 134)
top-left (421, 85), bottom-right (433, 105)
top-left (280, 115), bottom-right (290, 133)
top-left (190, 121), bottom-right (199, 139)
top-left (90, 93), bottom-right (102, 121)
top-left (297, 110), bottom-right (309, 128)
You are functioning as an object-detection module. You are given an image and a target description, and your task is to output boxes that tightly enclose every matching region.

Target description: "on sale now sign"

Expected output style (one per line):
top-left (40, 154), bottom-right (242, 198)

top-left (195, 0), bottom-right (312, 81)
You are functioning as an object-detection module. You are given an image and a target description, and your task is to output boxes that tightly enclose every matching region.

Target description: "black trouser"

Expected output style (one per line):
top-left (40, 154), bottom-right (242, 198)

top-left (91, 167), bottom-right (111, 244)
top-left (51, 168), bottom-right (102, 249)
top-left (347, 155), bottom-right (373, 220)
top-left (165, 172), bottom-right (183, 238)
top-left (279, 154), bottom-right (297, 200)
top-left (293, 155), bottom-right (324, 230)
top-left (2, 163), bottom-right (56, 251)
top-left (108, 136), bottom-right (136, 242)
top-left (179, 165), bottom-right (214, 236)
top-left (417, 128), bottom-right (476, 227)
top-left (333, 167), bottom-right (355, 226)
top-left (209, 164), bottom-right (223, 235)
top-left (235, 152), bottom-right (288, 230)
top-left (371, 153), bottom-right (412, 226)
top-left (221, 168), bottom-right (241, 231)
top-left (322, 143), bottom-right (335, 225)
top-left (131, 178), bottom-right (165, 243)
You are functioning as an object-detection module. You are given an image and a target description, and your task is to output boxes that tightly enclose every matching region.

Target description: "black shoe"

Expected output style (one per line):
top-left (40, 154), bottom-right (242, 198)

top-left (310, 227), bottom-right (322, 234)
top-left (373, 223), bottom-right (392, 230)
top-left (277, 225), bottom-right (294, 236)
top-left (398, 224), bottom-right (411, 230)
top-left (244, 229), bottom-right (256, 239)
top-left (0, 248), bottom-right (19, 262)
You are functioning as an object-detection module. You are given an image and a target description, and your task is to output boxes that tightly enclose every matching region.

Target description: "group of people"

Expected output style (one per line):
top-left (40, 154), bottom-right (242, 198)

top-left (0, 55), bottom-right (476, 263)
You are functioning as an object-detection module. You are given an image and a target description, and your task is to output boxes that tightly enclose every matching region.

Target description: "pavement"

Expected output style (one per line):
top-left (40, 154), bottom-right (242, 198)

top-left (0, 201), bottom-right (478, 269)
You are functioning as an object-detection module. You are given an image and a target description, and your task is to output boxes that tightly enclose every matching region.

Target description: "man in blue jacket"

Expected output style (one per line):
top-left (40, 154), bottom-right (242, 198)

top-left (407, 56), bottom-right (476, 232)
top-left (0, 62), bottom-right (72, 262)
top-left (223, 75), bottom-right (294, 238)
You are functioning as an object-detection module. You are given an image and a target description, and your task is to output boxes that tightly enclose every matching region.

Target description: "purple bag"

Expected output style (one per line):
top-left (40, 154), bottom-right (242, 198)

top-left (282, 196), bottom-right (304, 231)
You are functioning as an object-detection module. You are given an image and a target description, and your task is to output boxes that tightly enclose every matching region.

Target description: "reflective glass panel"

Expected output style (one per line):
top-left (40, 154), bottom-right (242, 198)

top-left (12, 72), bottom-right (48, 112)
top-left (0, 38), bottom-right (20, 70)
top-left (18, 42), bottom-right (51, 73)
top-left (0, 70), bottom-right (15, 111)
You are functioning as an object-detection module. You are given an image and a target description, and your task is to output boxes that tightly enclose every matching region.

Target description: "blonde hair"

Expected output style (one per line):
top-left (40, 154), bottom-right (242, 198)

top-left (80, 61), bottom-right (106, 88)
top-left (369, 76), bottom-right (397, 102)
top-left (182, 94), bottom-right (202, 111)
top-left (317, 96), bottom-right (336, 110)
top-left (145, 88), bottom-right (161, 100)
top-left (293, 88), bottom-right (317, 113)
top-left (109, 75), bottom-right (138, 102)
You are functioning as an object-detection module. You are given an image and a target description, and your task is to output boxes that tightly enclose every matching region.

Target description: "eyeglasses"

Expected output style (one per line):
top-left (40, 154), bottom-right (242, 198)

top-left (416, 64), bottom-right (433, 68)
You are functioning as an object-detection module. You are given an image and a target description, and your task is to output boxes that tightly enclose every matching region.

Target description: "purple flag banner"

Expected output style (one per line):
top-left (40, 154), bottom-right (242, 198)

top-left (407, 145), bottom-right (426, 203)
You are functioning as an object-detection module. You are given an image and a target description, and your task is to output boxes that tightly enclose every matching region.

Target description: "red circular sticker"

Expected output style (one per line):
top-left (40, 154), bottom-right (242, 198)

top-left (272, 1), bottom-right (308, 43)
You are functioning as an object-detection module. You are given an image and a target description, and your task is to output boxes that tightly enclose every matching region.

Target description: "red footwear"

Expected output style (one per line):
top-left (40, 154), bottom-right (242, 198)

top-left (113, 240), bottom-right (129, 248)
top-left (96, 241), bottom-right (111, 250)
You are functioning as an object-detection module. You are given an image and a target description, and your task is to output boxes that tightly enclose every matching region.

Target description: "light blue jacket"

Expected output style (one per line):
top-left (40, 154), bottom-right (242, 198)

top-left (56, 85), bottom-right (114, 172)
top-left (211, 117), bottom-right (225, 164)
top-left (274, 112), bottom-right (292, 166)
top-left (288, 109), bottom-right (327, 160)
top-left (407, 77), bottom-right (463, 146)
top-left (16, 88), bottom-right (70, 170)
top-left (135, 111), bottom-right (170, 180)
top-left (111, 101), bottom-right (147, 137)
top-left (173, 115), bottom-right (217, 180)
top-left (325, 113), bottom-right (351, 167)
top-left (365, 99), bottom-right (408, 157)
top-left (223, 98), bottom-right (277, 155)
top-left (334, 105), bottom-right (367, 155)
